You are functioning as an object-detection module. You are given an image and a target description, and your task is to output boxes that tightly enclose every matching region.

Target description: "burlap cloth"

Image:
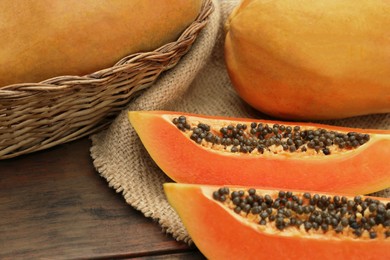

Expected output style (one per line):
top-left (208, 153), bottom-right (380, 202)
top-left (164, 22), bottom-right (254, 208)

top-left (90, 0), bottom-right (390, 244)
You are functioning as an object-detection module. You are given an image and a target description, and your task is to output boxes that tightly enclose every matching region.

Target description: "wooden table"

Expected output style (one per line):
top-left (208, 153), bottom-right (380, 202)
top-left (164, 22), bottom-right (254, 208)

top-left (0, 137), bottom-right (205, 259)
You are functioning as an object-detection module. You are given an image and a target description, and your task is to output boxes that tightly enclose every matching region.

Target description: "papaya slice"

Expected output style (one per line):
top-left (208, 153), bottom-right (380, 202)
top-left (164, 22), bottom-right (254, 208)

top-left (128, 111), bottom-right (390, 194)
top-left (164, 183), bottom-right (390, 259)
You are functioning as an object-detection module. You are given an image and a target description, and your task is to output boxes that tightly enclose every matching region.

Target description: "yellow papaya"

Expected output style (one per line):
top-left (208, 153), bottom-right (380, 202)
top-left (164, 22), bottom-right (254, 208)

top-left (224, 0), bottom-right (390, 120)
top-left (0, 0), bottom-right (202, 86)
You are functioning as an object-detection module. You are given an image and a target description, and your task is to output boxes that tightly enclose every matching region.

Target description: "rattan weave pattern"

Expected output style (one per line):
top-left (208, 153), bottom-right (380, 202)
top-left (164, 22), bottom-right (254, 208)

top-left (0, 0), bottom-right (213, 160)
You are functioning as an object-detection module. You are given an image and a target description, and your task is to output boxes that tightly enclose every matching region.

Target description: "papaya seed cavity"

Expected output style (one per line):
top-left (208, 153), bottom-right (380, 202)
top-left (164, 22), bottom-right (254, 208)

top-left (172, 116), bottom-right (370, 156)
top-left (212, 187), bottom-right (390, 240)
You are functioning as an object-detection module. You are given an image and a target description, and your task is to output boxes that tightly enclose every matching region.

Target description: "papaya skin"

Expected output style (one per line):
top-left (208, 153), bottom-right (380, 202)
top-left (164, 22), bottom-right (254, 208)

top-left (164, 183), bottom-right (390, 260)
top-left (0, 0), bottom-right (202, 87)
top-left (224, 0), bottom-right (390, 120)
top-left (129, 111), bottom-right (390, 194)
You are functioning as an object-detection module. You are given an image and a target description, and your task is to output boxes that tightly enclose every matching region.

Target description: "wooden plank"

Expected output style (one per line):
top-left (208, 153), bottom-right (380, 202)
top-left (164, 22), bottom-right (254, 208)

top-left (0, 138), bottom-right (201, 259)
top-left (133, 251), bottom-right (206, 260)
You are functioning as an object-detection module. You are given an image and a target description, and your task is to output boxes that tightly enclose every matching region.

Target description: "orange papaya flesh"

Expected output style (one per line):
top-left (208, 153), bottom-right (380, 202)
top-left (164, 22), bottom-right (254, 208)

top-left (128, 111), bottom-right (390, 194)
top-left (164, 183), bottom-right (390, 260)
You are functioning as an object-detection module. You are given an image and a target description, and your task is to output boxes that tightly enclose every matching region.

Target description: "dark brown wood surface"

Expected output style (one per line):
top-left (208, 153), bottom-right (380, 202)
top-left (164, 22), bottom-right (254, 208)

top-left (0, 138), bottom-right (206, 259)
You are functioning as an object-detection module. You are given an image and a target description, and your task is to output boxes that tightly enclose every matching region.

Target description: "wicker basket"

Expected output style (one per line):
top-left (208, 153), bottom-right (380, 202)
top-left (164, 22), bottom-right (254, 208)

top-left (0, 0), bottom-right (213, 160)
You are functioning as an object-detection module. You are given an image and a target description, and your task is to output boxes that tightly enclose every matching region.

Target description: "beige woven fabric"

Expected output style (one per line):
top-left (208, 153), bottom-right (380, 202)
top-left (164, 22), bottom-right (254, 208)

top-left (91, 0), bottom-right (390, 244)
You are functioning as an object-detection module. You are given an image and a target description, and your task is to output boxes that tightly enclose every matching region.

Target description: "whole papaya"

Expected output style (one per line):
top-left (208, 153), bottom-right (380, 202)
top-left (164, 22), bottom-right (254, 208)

top-left (0, 0), bottom-right (202, 87)
top-left (224, 0), bottom-right (390, 120)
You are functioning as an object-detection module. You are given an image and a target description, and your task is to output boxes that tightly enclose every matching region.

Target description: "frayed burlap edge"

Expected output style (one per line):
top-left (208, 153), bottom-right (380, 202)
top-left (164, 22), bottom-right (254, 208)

top-left (90, 0), bottom-right (222, 244)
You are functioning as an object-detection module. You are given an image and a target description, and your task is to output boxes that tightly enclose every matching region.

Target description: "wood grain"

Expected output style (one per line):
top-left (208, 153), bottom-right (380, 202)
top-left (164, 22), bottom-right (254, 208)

top-left (0, 138), bottom-right (204, 259)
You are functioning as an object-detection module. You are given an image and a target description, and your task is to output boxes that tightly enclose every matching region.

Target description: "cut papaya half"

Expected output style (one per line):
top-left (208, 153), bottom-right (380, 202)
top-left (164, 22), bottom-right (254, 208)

top-left (164, 183), bottom-right (390, 260)
top-left (128, 110), bottom-right (390, 194)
